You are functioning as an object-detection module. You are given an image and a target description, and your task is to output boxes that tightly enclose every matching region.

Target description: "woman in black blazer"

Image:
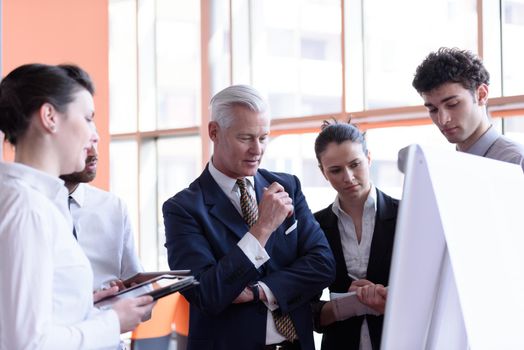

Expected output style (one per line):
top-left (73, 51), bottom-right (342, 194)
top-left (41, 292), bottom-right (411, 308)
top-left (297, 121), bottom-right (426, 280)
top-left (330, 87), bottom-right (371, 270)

top-left (312, 120), bottom-right (399, 350)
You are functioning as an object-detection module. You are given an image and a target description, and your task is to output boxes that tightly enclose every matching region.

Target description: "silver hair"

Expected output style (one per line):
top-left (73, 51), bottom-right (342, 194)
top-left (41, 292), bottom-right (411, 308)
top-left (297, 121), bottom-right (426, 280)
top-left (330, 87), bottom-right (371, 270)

top-left (209, 85), bottom-right (270, 128)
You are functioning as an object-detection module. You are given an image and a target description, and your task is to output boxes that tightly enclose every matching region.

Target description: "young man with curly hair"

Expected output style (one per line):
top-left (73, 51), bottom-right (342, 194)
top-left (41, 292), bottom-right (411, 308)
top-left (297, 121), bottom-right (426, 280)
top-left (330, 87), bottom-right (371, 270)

top-left (412, 47), bottom-right (524, 171)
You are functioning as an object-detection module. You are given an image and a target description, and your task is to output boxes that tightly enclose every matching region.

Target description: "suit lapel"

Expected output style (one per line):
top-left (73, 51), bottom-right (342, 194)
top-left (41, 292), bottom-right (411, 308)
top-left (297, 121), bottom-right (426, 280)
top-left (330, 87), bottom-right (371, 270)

top-left (253, 171), bottom-right (268, 204)
top-left (319, 207), bottom-right (350, 290)
top-left (253, 172), bottom-right (277, 253)
top-left (367, 189), bottom-right (397, 283)
top-left (322, 208), bottom-right (345, 266)
top-left (200, 166), bottom-right (249, 240)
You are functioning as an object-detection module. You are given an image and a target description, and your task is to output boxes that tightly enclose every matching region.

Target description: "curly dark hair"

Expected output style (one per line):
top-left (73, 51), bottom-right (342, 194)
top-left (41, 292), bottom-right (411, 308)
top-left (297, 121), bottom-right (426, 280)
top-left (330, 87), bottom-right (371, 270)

top-left (412, 47), bottom-right (490, 94)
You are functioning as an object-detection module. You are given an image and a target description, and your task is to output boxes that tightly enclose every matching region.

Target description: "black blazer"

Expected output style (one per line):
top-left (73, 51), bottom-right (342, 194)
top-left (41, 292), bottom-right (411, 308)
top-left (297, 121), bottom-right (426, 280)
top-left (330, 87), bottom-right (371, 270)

top-left (313, 188), bottom-right (398, 350)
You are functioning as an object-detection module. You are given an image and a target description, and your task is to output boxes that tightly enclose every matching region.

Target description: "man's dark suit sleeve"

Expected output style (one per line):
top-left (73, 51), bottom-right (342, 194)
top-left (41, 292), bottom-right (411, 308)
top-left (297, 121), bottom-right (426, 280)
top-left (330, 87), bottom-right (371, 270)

top-left (163, 194), bottom-right (260, 315)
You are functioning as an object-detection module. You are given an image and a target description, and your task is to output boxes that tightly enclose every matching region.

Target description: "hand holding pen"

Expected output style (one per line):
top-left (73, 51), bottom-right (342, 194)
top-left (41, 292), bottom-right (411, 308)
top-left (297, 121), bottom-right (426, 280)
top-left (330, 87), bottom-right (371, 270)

top-left (348, 272), bottom-right (373, 292)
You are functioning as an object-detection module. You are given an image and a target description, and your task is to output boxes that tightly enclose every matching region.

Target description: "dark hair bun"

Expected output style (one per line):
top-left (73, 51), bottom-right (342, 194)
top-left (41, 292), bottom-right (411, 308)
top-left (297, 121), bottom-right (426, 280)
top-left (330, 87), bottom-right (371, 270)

top-left (0, 84), bottom-right (28, 144)
top-left (0, 63), bottom-right (94, 145)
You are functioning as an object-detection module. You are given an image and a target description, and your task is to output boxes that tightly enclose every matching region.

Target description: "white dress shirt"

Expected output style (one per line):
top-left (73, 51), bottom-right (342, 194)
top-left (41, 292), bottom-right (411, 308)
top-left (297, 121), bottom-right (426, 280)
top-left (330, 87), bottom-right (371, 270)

top-left (208, 160), bottom-right (287, 345)
top-left (69, 183), bottom-right (143, 290)
top-left (331, 184), bottom-right (377, 350)
top-left (0, 162), bottom-right (120, 349)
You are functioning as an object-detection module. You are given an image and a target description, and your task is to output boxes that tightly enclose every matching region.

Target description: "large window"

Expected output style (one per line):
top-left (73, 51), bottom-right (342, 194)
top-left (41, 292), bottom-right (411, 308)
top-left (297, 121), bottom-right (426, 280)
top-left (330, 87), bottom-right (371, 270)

top-left (248, 0), bottom-right (342, 117)
top-left (109, 0), bottom-right (203, 270)
top-left (109, 0), bottom-right (524, 271)
top-left (109, 0), bottom-right (137, 134)
top-left (501, 0), bottom-right (524, 95)
top-left (109, 140), bottom-right (139, 246)
top-left (156, 0), bottom-right (201, 129)
top-left (503, 115), bottom-right (524, 144)
top-left (353, 0), bottom-right (478, 109)
top-left (156, 137), bottom-right (201, 269)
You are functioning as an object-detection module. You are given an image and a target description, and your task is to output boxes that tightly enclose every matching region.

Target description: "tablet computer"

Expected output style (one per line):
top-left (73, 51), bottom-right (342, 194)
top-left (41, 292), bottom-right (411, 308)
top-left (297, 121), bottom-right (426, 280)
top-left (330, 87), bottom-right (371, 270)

top-left (122, 270), bottom-right (191, 288)
top-left (95, 274), bottom-right (195, 310)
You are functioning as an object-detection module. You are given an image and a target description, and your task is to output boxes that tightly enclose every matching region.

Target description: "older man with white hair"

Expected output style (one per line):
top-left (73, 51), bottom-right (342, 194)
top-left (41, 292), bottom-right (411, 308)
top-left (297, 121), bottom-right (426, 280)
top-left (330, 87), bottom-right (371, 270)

top-left (163, 85), bottom-right (335, 350)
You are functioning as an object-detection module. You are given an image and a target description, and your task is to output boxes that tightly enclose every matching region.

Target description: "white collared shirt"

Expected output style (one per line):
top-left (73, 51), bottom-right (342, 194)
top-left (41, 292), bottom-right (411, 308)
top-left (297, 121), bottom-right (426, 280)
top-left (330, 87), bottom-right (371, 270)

top-left (331, 184), bottom-right (377, 350)
top-left (208, 160), bottom-right (286, 345)
top-left (69, 183), bottom-right (143, 290)
top-left (331, 185), bottom-right (377, 280)
top-left (0, 162), bottom-right (120, 349)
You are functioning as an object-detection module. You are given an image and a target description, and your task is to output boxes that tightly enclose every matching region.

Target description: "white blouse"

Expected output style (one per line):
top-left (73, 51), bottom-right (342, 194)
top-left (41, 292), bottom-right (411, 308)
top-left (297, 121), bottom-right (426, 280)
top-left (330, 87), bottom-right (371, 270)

top-left (0, 162), bottom-right (120, 349)
top-left (331, 185), bottom-right (377, 350)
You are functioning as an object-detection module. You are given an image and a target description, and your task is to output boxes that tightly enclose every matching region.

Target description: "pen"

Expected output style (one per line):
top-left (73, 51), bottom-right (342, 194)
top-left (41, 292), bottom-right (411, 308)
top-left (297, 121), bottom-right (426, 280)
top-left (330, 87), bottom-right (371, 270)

top-left (347, 272), bottom-right (360, 281)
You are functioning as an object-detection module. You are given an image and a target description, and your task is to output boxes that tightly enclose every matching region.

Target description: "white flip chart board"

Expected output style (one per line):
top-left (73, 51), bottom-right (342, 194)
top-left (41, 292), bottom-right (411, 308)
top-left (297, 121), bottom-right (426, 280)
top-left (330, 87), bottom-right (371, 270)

top-left (382, 144), bottom-right (524, 350)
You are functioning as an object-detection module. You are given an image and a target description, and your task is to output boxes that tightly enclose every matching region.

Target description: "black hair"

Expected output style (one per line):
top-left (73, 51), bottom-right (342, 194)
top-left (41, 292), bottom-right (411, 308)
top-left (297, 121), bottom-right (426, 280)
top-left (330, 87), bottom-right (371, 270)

top-left (412, 47), bottom-right (490, 94)
top-left (0, 63), bottom-right (94, 145)
top-left (314, 118), bottom-right (368, 170)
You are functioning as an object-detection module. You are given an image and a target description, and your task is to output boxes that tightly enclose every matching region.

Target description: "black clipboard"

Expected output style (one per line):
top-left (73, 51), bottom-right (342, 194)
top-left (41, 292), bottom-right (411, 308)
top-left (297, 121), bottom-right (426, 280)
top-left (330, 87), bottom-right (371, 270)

top-left (122, 270), bottom-right (191, 288)
top-left (95, 274), bottom-right (196, 310)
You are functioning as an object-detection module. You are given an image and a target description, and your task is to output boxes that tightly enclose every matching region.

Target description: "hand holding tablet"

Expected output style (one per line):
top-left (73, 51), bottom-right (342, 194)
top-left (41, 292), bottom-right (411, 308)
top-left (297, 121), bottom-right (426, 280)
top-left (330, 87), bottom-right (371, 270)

top-left (95, 274), bottom-right (196, 310)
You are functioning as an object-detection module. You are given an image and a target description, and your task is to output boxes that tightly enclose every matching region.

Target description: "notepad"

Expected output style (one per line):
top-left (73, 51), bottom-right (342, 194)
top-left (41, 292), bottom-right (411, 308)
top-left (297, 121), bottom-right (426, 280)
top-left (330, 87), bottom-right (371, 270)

top-left (329, 291), bottom-right (380, 321)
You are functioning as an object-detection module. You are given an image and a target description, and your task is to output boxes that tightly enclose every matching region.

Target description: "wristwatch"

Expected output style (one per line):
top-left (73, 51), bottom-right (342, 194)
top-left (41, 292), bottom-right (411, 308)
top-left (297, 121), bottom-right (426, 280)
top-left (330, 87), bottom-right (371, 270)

top-left (249, 283), bottom-right (259, 303)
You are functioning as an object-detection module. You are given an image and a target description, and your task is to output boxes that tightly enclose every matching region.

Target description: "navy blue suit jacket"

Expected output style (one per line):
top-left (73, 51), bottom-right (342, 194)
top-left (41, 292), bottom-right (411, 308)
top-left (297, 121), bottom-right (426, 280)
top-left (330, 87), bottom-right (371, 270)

top-left (313, 188), bottom-right (398, 350)
top-left (163, 166), bottom-right (335, 350)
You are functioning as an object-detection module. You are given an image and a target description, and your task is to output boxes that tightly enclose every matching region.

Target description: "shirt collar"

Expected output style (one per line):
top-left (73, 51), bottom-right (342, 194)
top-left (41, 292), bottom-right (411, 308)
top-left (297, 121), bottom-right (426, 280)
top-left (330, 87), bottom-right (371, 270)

top-left (208, 158), bottom-right (255, 194)
top-left (332, 183), bottom-right (377, 216)
top-left (0, 162), bottom-right (68, 204)
top-left (462, 125), bottom-right (499, 157)
top-left (69, 182), bottom-right (86, 207)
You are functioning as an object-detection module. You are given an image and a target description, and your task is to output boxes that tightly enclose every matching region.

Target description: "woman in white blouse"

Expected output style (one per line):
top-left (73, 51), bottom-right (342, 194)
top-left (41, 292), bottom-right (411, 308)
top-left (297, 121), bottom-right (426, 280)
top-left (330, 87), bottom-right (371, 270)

top-left (0, 63), bottom-right (153, 349)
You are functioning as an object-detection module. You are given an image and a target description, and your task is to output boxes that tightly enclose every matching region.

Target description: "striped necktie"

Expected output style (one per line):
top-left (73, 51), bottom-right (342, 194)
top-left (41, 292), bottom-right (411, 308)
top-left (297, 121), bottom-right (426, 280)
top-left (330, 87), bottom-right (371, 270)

top-left (236, 178), bottom-right (258, 227)
top-left (236, 178), bottom-right (298, 341)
